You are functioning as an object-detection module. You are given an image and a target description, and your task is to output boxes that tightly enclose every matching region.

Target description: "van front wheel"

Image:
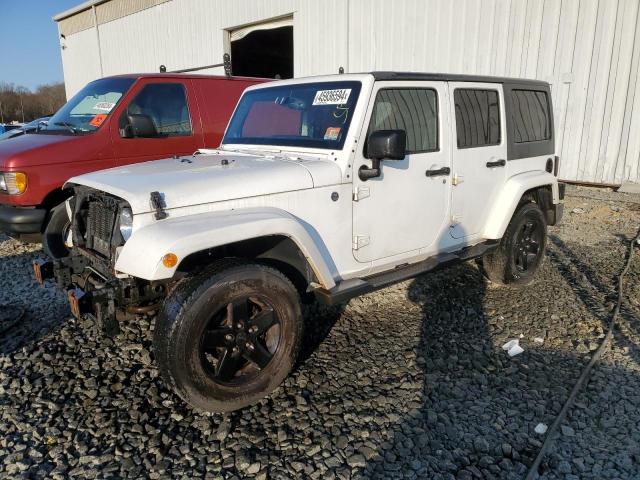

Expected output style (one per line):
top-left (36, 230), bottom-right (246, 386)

top-left (43, 203), bottom-right (72, 259)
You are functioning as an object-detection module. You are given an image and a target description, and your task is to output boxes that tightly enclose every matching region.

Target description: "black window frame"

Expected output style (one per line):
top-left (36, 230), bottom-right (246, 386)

top-left (364, 87), bottom-right (440, 158)
top-left (120, 82), bottom-right (193, 138)
top-left (454, 88), bottom-right (502, 150)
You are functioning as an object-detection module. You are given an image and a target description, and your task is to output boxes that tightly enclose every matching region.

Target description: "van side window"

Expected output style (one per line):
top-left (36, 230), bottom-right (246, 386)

top-left (121, 83), bottom-right (192, 137)
top-left (366, 88), bottom-right (438, 156)
top-left (511, 89), bottom-right (551, 143)
top-left (454, 89), bottom-right (500, 148)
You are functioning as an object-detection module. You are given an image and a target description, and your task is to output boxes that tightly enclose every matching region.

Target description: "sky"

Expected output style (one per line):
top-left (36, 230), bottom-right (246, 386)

top-left (0, 0), bottom-right (82, 91)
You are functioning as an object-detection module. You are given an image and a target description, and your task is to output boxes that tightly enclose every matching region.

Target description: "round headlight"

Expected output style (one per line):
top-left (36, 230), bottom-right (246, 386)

top-left (119, 207), bottom-right (133, 242)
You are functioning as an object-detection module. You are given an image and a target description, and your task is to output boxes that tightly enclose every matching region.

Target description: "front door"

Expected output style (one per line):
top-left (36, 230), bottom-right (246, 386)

top-left (352, 81), bottom-right (451, 263)
top-left (449, 83), bottom-right (507, 239)
top-left (111, 79), bottom-right (202, 165)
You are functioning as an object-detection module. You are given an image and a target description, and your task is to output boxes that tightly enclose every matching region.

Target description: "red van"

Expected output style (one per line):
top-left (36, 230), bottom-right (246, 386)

top-left (0, 73), bottom-right (266, 257)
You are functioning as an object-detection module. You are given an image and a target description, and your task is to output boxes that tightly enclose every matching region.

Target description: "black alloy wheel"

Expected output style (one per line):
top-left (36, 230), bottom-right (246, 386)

top-left (154, 261), bottom-right (303, 412)
top-left (482, 201), bottom-right (547, 286)
top-left (200, 296), bottom-right (281, 384)
top-left (513, 219), bottom-right (543, 273)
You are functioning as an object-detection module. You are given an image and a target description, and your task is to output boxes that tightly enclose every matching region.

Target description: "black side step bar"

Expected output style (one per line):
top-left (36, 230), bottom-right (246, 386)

top-left (314, 240), bottom-right (499, 305)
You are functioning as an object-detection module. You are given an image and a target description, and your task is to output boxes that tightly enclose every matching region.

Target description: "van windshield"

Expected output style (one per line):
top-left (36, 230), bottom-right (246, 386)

top-left (223, 81), bottom-right (362, 150)
top-left (45, 77), bottom-right (135, 134)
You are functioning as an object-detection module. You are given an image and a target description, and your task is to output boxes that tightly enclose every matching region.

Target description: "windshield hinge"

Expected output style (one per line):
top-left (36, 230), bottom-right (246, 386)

top-left (353, 186), bottom-right (370, 201)
top-left (353, 235), bottom-right (370, 250)
top-left (150, 191), bottom-right (167, 220)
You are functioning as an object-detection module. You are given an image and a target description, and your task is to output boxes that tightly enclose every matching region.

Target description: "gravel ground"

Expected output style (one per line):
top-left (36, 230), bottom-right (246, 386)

top-left (0, 184), bottom-right (639, 479)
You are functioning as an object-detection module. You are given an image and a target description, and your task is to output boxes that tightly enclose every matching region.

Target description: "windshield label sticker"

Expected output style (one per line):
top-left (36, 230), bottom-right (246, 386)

top-left (89, 114), bottom-right (107, 127)
top-left (324, 127), bottom-right (341, 140)
top-left (93, 102), bottom-right (115, 111)
top-left (312, 89), bottom-right (351, 106)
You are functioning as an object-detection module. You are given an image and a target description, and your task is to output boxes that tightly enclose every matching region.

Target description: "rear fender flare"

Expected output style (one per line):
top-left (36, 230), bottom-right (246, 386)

top-left (483, 171), bottom-right (559, 239)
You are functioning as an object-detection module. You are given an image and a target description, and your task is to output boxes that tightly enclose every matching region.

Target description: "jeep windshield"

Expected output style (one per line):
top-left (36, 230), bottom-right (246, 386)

top-left (44, 77), bottom-right (135, 134)
top-left (223, 81), bottom-right (362, 150)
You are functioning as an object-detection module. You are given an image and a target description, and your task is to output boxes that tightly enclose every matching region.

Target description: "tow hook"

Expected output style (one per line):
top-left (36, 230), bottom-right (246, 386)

top-left (32, 259), bottom-right (54, 284)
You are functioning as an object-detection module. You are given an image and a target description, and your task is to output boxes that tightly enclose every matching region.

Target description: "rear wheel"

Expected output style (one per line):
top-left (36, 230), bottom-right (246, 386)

top-left (43, 203), bottom-right (72, 259)
top-left (482, 201), bottom-right (547, 286)
top-left (154, 261), bottom-right (303, 412)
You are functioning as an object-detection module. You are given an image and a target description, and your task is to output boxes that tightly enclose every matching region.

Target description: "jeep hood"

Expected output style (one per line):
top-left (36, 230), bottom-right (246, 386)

top-left (68, 151), bottom-right (342, 214)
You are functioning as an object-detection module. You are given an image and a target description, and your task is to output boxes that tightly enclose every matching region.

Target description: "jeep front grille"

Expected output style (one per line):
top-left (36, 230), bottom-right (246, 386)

top-left (86, 200), bottom-right (118, 258)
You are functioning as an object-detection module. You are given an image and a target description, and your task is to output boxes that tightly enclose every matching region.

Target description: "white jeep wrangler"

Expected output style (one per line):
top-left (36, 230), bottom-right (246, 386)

top-left (35, 72), bottom-right (564, 412)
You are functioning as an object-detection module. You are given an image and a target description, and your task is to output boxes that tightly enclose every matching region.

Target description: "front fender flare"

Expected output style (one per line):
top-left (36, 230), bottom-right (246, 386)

top-left (114, 207), bottom-right (337, 289)
top-left (483, 171), bottom-right (559, 239)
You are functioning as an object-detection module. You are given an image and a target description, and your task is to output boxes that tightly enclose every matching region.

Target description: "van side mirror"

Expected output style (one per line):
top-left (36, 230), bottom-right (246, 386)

top-left (359, 130), bottom-right (406, 181)
top-left (121, 114), bottom-right (158, 138)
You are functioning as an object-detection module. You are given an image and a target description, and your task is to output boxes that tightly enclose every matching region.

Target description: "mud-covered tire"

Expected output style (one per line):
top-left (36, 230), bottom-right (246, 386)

top-left (482, 201), bottom-right (547, 286)
top-left (154, 261), bottom-right (303, 412)
top-left (43, 203), bottom-right (71, 259)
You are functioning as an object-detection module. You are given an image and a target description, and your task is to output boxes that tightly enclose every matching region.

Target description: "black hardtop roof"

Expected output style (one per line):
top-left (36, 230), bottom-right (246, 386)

top-left (370, 71), bottom-right (549, 87)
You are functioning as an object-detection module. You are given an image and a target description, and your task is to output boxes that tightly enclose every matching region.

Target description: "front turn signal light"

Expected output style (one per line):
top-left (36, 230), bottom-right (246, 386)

top-left (162, 253), bottom-right (178, 268)
top-left (3, 172), bottom-right (28, 195)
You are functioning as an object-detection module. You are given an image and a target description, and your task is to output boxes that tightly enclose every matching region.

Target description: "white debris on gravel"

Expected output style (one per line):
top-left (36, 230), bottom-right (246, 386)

top-left (535, 423), bottom-right (548, 435)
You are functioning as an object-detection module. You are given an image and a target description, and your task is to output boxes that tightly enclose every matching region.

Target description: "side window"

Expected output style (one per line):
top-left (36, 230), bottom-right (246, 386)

top-left (366, 88), bottom-right (438, 156)
top-left (120, 83), bottom-right (192, 137)
top-left (511, 89), bottom-right (551, 143)
top-left (454, 89), bottom-right (500, 148)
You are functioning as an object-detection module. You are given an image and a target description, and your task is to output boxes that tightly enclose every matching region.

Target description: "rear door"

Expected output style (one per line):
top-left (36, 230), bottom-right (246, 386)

top-left (352, 81), bottom-right (451, 263)
top-left (449, 83), bottom-right (507, 239)
top-left (111, 78), bottom-right (202, 165)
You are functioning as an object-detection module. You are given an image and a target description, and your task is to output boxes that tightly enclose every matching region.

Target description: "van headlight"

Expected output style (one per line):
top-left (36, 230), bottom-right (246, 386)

top-left (0, 172), bottom-right (27, 195)
top-left (119, 207), bottom-right (133, 242)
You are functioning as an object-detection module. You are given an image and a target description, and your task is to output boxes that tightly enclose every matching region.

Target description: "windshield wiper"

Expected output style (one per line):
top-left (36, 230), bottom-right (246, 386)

top-left (53, 121), bottom-right (77, 134)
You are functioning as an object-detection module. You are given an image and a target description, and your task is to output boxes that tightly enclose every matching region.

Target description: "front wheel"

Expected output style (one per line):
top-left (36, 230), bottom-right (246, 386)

top-left (43, 203), bottom-right (72, 259)
top-left (482, 201), bottom-right (547, 286)
top-left (154, 261), bottom-right (303, 412)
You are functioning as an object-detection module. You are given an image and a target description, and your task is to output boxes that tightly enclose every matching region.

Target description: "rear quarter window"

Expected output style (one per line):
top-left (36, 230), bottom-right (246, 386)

top-left (510, 89), bottom-right (552, 143)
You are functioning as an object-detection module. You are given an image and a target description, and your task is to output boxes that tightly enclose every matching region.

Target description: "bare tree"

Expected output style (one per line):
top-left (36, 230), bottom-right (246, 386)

top-left (0, 82), bottom-right (66, 124)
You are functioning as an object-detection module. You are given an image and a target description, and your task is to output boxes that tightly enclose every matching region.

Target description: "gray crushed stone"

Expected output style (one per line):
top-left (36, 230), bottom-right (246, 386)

top-left (0, 184), bottom-right (639, 479)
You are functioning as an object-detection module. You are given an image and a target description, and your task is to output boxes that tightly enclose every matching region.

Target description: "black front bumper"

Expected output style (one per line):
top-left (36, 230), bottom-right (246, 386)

top-left (33, 253), bottom-right (168, 336)
top-left (0, 204), bottom-right (47, 235)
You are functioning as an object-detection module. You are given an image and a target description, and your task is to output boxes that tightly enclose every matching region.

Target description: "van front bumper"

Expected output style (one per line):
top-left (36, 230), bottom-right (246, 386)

top-left (0, 204), bottom-right (46, 235)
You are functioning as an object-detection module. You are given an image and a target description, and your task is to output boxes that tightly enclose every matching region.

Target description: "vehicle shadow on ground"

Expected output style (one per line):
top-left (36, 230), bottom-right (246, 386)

top-left (0, 236), bottom-right (69, 355)
top-left (362, 253), bottom-right (639, 479)
top-left (548, 234), bottom-right (640, 365)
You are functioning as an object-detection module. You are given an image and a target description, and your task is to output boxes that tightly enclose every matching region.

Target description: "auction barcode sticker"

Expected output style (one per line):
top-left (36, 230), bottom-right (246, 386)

top-left (93, 102), bottom-right (116, 112)
top-left (312, 89), bottom-right (352, 106)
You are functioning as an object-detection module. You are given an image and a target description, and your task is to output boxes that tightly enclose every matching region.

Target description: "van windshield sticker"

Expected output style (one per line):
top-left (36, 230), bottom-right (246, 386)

top-left (312, 89), bottom-right (352, 106)
top-left (93, 101), bottom-right (116, 112)
top-left (89, 114), bottom-right (108, 127)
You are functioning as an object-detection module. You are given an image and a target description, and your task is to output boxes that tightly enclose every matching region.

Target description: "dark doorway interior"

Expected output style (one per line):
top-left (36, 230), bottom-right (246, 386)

top-left (231, 26), bottom-right (293, 79)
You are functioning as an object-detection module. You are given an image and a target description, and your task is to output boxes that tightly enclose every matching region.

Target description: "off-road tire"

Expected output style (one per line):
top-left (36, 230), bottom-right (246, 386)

top-left (154, 260), bottom-right (303, 412)
top-left (482, 201), bottom-right (547, 286)
top-left (43, 203), bottom-right (71, 259)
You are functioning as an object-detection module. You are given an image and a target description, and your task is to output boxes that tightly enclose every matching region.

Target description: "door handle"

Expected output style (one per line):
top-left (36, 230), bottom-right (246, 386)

top-left (486, 159), bottom-right (506, 168)
top-left (425, 166), bottom-right (451, 177)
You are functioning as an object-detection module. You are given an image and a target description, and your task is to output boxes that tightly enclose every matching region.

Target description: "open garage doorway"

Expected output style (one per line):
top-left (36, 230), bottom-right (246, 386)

top-left (229, 17), bottom-right (293, 79)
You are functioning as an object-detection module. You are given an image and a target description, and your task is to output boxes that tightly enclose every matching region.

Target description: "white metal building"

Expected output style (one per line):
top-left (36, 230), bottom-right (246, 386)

top-left (54, 0), bottom-right (640, 186)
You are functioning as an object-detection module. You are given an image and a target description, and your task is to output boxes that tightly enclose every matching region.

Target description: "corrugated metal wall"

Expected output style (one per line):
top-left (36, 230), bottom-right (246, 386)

top-left (57, 0), bottom-right (640, 185)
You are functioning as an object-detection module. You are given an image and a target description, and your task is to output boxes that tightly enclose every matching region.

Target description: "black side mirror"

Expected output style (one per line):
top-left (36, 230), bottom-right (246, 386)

top-left (122, 114), bottom-right (158, 138)
top-left (359, 129), bottom-right (406, 180)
